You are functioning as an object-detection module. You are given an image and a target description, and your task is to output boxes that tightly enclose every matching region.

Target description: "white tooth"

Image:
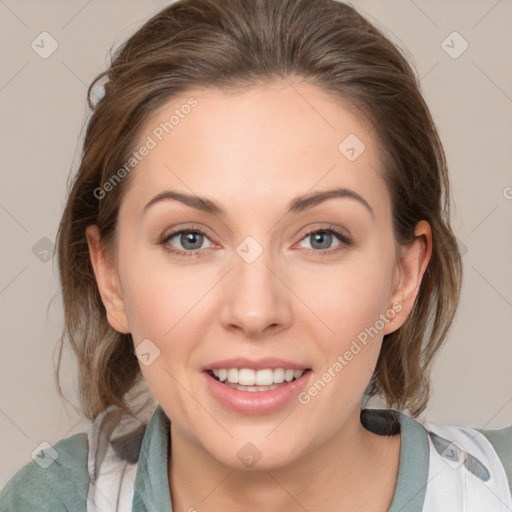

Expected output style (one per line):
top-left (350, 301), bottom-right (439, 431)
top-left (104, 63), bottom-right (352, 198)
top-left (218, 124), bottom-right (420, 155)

top-left (218, 367), bottom-right (305, 385)
top-left (255, 369), bottom-right (274, 386)
top-left (227, 368), bottom-right (239, 383)
top-left (273, 368), bottom-right (285, 383)
top-left (238, 368), bottom-right (256, 386)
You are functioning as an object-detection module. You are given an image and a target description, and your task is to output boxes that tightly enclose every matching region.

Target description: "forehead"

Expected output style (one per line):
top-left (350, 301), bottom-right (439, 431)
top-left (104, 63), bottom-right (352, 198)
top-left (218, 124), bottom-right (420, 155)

top-left (121, 79), bottom-right (389, 219)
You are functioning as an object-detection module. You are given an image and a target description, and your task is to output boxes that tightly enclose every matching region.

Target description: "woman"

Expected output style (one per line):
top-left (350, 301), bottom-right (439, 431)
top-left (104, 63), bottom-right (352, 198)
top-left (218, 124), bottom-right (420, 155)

top-left (1, 0), bottom-right (510, 511)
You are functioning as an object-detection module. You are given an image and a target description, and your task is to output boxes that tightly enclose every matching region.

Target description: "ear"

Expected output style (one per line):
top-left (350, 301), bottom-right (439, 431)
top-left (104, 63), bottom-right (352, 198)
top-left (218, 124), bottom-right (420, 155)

top-left (85, 224), bottom-right (130, 334)
top-left (383, 220), bottom-right (432, 335)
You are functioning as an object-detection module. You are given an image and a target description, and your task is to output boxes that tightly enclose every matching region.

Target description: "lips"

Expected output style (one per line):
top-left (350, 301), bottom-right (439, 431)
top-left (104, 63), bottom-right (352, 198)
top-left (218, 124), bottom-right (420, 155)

top-left (202, 369), bottom-right (311, 414)
top-left (200, 357), bottom-right (313, 415)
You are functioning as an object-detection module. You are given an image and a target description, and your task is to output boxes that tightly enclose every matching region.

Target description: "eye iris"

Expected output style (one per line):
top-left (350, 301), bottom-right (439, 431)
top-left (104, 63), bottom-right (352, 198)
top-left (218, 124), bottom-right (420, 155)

top-left (311, 231), bottom-right (332, 250)
top-left (181, 231), bottom-right (203, 250)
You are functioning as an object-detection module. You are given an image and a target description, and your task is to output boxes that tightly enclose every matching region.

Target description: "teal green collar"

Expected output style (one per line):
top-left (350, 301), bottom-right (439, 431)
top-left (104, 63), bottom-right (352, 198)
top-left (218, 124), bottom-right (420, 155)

top-left (362, 409), bottom-right (429, 512)
top-left (132, 406), bottom-right (429, 511)
top-left (132, 406), bottom-right (173, 511)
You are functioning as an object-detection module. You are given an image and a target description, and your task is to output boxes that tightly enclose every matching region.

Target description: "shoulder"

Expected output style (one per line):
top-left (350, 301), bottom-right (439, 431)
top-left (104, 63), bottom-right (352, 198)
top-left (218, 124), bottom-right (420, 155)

top-left (0, 433), bottom-right (89, 512)
top-left (422, 419), bottom-right (512, 507)
top-left (476, 425), bottom-right (512, 495)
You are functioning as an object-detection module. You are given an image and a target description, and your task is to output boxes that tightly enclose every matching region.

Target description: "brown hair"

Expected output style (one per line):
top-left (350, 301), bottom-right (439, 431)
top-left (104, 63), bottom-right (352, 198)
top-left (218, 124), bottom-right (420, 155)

top-left (55, 0), bottom-right (462, 420)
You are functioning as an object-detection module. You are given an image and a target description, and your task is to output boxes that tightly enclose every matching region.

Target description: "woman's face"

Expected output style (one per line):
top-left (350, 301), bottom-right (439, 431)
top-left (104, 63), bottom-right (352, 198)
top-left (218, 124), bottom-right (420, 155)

top-left (89, 79), bottom-right (428, 470)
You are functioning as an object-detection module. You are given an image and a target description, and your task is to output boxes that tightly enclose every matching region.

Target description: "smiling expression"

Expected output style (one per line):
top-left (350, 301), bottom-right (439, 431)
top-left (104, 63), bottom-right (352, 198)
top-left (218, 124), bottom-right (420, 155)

top-left (87, 78), bottom-right (428, 470)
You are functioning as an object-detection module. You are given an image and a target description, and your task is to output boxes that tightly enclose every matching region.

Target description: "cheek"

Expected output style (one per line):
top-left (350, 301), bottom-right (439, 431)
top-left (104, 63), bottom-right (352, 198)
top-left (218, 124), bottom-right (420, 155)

top-left (293, 241), bottom-right (396, 399)
top-left (296, 245), bottom-right (395, 340)
top-left (118, 251), bottom-right (210, 408)
top-left (122, 276), bottom-right (173, 341)
top-left (119, 244), bottom-right (214, 341)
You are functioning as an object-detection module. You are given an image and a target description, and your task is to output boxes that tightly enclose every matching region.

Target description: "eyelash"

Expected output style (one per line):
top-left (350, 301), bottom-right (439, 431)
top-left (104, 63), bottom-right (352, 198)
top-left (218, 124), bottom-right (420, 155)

top-left (159, 225), bottom-right (352, 258)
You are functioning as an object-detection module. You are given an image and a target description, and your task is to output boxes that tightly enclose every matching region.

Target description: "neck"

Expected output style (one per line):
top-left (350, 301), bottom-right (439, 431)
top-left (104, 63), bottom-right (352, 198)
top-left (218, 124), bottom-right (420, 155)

top-left (168, 407), bottom-right (401, 512)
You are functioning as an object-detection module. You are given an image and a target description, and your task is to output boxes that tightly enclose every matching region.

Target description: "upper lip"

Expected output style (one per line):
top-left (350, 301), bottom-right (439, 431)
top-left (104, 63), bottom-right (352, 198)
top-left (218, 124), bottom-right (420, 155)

top-left (202, 357), bottom-right (311, 372)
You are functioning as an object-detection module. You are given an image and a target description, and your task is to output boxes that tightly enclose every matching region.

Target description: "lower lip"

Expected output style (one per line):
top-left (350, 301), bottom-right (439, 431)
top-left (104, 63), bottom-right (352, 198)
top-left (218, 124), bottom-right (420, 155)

top-left (202, 370), bottom-right (312, 415)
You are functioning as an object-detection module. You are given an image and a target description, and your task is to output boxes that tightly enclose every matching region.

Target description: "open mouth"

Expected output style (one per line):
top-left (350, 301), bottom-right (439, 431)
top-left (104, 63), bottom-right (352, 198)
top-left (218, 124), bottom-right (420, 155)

top-left (205, 368), bottom-right (312, 392)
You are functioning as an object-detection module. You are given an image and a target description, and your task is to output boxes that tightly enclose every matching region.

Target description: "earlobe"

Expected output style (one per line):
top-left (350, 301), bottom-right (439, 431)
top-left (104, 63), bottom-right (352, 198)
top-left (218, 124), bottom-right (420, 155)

top-left (384, 220), bottom-right (432, 335)
top-left (85, 225), bottom-right (131, 334)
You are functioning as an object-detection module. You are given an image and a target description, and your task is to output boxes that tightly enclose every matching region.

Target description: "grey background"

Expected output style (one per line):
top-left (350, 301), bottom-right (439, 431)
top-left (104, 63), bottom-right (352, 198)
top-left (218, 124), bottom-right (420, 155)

top-left (1, 0), bottom-right (511, 488)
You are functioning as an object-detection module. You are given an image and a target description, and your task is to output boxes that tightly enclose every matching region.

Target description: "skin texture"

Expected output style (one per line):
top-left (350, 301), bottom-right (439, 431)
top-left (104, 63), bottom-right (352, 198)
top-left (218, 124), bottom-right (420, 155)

top-left (86, 79), bottom-right (432, 511)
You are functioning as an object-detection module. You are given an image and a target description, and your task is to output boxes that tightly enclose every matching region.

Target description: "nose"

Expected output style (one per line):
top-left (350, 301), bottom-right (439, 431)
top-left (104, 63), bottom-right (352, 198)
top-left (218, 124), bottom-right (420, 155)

top-left (219, 240), bottom-right (293, 338)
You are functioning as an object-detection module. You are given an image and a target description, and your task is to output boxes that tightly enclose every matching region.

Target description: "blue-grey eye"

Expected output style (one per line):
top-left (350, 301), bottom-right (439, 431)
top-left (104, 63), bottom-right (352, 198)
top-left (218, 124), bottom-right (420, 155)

top-left (177, 231), bottom-right (204, 250)
top-left (163, 230), bottom-right (209, 251)
top-left (311, 231), bottom-right (333, 249)
top-left (298, 229), bottom-right (345, 251)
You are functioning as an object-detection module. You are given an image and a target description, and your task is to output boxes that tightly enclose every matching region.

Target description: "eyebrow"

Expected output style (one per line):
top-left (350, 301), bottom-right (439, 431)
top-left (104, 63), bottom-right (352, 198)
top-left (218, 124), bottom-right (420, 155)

top-left (142, 186), bottom-right (374, 219)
